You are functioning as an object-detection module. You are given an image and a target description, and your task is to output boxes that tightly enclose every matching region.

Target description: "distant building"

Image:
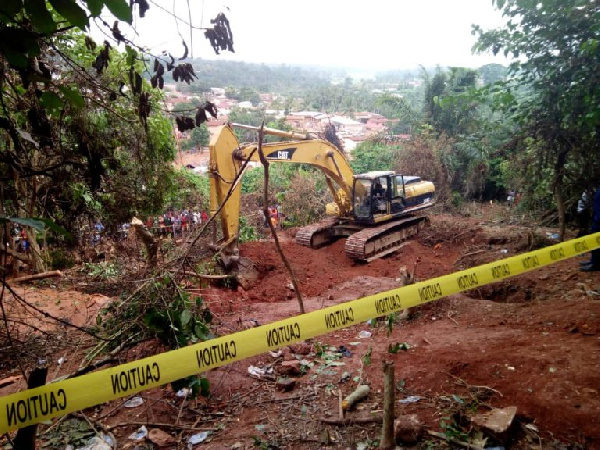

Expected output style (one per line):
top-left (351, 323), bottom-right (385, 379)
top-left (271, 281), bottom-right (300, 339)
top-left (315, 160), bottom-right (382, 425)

top-left (285, 111), bottom-right (328, 131)
top-left (343, 135), bottom-right (369, 154)
top-left (329, 116), bottom-right (364, 136)
top-left (210, 87), bottom-right (226, 97)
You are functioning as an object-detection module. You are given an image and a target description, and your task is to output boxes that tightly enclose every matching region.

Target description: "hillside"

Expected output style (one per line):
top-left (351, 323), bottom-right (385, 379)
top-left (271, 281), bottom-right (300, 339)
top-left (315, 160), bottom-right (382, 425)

top-left (1, 206), bottom-right (598, 449)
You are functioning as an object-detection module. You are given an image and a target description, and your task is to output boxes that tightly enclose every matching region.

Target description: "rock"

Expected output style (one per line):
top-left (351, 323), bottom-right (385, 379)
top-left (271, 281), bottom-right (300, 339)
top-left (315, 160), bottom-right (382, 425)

top-left (289, 342), bottom-right (311, 355)
top-left (275, 377), bottom-right (296, 391)
top-left (148, 428), bottom-right (176, 447)
top-left (471, 406), bottom-right (517, 433)
top-left (394, 414), bottom-right (423, 445)
top-left (277, 360), bottom-right (302, 376)
top-left (235, 257), bottom-right (260, 290)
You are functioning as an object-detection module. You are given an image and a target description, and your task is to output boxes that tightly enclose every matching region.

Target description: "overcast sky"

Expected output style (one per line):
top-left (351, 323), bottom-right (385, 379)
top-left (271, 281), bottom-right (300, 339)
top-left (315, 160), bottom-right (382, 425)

top-left (99, 0), bottom-right (511, 73)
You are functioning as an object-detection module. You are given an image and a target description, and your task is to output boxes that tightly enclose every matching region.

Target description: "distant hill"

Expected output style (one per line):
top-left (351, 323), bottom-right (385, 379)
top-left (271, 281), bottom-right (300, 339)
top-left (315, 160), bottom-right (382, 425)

top-left (164, 58), bottom-right (333, 94)
top-left (162, 59), bottom-right (444, 94)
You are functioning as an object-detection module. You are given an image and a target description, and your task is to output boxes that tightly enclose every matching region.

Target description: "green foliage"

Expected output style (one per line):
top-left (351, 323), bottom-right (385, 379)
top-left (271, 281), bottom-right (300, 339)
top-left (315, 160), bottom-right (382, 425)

top-left (361, 346), bottom-right (372, 365)
top-left (478, 63), bottom-right (508, 85)
top-left (0, 0), bottom-right (131, 68)
top-left (171, 375), bottom-right (210, 398)
top-left (238, 216), bottom-right (258, 243)
top-left (439, 414), bottom-right (469, 442)
top-left (81, 262), bottom-right (121, 280)
top-left (47, 248), bottom-right (76, 270)
top-left (142, 279), bottom-right (213, 348)
top-left (0, 216), bottom-right (46, 232)
top-left (472, 0), bottom-right (600, 224)
top-left (388, 342), bottom-right (411, 353)
top-left (350, 141), bottom-right (399, 173)
top-left (279, 170), bottom-right (330, 227)
top-left (374, 93), bottom-right (420, 132)
top-left (40, 417), bottom-right (96, 449)
top-left (165, 169), bottom-right (210, 211)
top-left (423, 66), bottom-right (479, 137)
top-left (181, 124), bottom-right (210, 151)
top-left (226, 87), bottom-right (261, 106)
top-left (1, 27), bottom-right (178, 239)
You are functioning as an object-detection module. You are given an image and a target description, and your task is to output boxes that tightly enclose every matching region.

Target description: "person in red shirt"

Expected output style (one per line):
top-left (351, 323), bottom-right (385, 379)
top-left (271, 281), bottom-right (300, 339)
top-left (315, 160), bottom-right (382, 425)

top-left (181, 213), bottom-right (188, 232)
top-left (20, 228), bottom-right (29, 253)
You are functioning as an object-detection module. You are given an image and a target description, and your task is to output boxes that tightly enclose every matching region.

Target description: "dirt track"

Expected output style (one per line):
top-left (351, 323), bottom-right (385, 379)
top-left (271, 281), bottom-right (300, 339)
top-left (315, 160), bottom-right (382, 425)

top-left (1, 208), bottom-right (599, 449)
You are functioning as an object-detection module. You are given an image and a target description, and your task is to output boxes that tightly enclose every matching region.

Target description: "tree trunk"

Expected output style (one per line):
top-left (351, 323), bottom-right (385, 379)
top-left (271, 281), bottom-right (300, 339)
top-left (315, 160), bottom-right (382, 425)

top-left (12, 270), bottom-right (62, 283)
top-left (132, 219), bottom-right (158, 269)
top-left (27, 231), bottom-right (47, 273)
top-left (554, 149), bottom-right (568, 241)
top-left (380, 361), bottom-right (396, 449)
top-left (0, 185), bottom-right (20, 277)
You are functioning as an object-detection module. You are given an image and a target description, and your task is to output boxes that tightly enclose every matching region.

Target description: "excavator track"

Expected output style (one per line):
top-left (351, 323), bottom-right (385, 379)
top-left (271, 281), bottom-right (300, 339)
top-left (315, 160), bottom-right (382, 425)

top-left (345, 215), bottom-right (429, 262)
top-left (295, 218), bottom-right (340, 248)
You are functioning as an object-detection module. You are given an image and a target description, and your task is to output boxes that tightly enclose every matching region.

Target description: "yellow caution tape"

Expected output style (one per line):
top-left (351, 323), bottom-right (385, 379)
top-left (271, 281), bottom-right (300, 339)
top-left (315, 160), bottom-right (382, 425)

top-left (1, 233), bottom-right (598, 433)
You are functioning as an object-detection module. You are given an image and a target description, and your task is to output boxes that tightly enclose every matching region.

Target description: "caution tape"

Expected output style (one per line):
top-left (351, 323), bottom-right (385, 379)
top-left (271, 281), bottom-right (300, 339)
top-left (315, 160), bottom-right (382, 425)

top-left (1, 233), bottom-right (599, 433)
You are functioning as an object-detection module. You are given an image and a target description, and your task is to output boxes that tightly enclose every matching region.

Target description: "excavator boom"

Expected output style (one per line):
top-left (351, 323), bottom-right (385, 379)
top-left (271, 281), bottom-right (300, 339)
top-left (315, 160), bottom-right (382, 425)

top-left (208, 123), bottom-right (435, 267)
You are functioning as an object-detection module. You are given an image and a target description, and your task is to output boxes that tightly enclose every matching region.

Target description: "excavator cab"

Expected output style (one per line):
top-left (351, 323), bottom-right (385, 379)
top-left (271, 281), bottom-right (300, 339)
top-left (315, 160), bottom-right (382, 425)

top-left (352, 171), bottom-right (435, 223)
top-left (352, 171), bottom-right (400, 221)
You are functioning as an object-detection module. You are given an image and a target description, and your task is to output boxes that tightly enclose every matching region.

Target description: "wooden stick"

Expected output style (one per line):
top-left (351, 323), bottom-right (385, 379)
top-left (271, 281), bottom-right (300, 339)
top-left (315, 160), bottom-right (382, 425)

top-left (179, 271), bottom-right (231, 280)
top-left (11, 270), bottom-right (62, 283)
top-left (319, 414), bottom-right (382, 426)
top-left (380, 361), bottom-right (395, 449)
top-left (455, 249), bottom-right (486, 263)
top-left (256, 124), bottom-right (305, 314)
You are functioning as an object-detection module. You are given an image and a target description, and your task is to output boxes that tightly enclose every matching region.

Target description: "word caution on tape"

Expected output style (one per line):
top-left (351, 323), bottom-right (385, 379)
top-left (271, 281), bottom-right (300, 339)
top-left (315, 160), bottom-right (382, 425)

top-left (1, 233), bottom-right (599, 433)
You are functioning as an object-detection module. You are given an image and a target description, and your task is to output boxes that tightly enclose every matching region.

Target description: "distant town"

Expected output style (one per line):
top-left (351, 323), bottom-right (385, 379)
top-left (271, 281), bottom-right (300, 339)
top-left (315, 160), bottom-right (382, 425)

top-left (164, 83), bottom-right (417, 156)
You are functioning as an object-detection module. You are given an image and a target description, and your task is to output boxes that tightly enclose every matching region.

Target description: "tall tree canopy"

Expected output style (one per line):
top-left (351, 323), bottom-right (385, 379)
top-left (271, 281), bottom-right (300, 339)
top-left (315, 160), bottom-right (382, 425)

top-left (473, 0), bottom-right (600, 237)
top-left (0, 0), bottom-right (233, 270)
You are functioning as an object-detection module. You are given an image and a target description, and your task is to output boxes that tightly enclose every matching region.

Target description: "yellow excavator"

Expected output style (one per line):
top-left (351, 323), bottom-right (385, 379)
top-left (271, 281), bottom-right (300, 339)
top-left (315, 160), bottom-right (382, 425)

top-left (209, 123), bottom-right (435, 268)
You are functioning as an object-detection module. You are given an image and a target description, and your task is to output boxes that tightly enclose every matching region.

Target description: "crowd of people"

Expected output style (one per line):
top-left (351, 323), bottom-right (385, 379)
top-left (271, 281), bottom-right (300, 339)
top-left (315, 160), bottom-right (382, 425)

top-left (145, 209), bottom-right (209, 237)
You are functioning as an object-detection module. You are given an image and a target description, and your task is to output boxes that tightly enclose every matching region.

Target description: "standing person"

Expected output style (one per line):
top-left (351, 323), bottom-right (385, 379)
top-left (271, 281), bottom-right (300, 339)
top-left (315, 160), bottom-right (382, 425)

top-left (93, 221), bottom-right (104, 245)
top-left (19, 228), bottom-right (29, 253)
top-left (163, 213), bottom-right (172, 237)
top-left (201, 210), bottom-right (208, 224)
top-left (581, 187), bottom-right (600, 272)
top-left (181, 212), bottom-right (188, 233)
top-left (276, 204), bottom-right (283, 229)
top-left (146, 216), bottom-right (154, 230)
top-left (576, 191), bottom-right (591, 237)
top-left (507, 189), bottom-right (515, 208)
top-left (269, 205), bottom-right (278, 229)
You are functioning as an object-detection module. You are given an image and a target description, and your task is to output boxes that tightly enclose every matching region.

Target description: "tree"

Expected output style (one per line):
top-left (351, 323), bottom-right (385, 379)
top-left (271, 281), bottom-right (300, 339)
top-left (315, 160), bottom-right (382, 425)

top-left (422, 66), bottom-right (479, 137)
top-left (478, 63), bottom-right (508, 85)
top-left (473, 0), bottom-right (600, 237)
top-left (0, 0), bottom-right (234, 270)
top-left (182, 124), bottom-right (210, 152)
top-left (350, 141), bottom-right (399, 174)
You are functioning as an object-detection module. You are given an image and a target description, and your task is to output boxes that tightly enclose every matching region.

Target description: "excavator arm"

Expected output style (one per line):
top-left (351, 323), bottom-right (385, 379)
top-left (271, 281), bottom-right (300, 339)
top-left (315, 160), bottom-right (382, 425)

top-left (209, 123), bottom-right (357, 265)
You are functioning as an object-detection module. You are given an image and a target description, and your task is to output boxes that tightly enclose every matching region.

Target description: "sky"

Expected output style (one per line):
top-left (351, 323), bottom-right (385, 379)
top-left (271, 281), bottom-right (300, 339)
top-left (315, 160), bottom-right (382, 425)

top-left (97, 0), bottom-right (512, 74)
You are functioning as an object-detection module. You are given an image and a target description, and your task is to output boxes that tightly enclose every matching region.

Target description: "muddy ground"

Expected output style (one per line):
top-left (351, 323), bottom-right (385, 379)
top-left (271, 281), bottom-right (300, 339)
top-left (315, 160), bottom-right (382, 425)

top-left (1, 204), bottom-right (599, 449)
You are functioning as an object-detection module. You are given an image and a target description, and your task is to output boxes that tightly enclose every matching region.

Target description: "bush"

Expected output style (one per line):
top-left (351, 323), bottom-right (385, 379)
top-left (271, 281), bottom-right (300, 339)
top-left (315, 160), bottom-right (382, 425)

top-left (48, 248), bottom-right (76, 270)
